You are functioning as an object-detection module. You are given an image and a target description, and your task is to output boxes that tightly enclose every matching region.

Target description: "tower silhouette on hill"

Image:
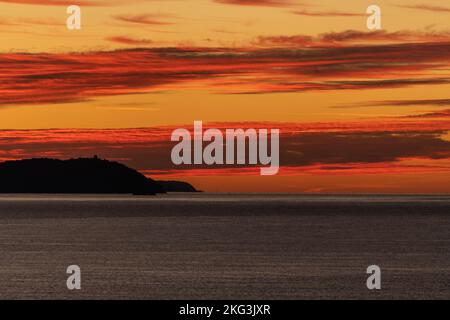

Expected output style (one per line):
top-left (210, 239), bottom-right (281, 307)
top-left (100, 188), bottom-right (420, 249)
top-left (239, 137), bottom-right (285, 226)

top-left (0, 157), bottom-right (196, 195)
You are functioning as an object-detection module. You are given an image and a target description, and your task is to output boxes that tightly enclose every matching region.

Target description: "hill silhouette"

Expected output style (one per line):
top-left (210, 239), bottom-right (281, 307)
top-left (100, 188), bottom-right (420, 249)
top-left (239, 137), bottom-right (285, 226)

top-left (157, 181), bottom-right (199, 193)
top-left (0, 157), bottom-right (195, 195)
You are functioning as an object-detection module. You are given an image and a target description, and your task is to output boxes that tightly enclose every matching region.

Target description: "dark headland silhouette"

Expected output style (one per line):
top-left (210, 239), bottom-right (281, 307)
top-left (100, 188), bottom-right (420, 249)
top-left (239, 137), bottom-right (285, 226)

top-left (0, 157), bottom-right (197, 195)
top-left (157, 180), bottom-right (198, 193)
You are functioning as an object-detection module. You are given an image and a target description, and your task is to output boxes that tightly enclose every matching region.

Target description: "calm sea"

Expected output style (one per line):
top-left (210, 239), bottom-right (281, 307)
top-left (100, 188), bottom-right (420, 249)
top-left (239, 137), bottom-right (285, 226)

top-left (0, 193), bottom-right (449, 299)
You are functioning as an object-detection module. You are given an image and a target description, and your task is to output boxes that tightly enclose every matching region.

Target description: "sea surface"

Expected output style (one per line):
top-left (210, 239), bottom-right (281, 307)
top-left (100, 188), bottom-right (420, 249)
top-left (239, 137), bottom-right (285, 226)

top-left (0, 193), bottom-right (449, 300)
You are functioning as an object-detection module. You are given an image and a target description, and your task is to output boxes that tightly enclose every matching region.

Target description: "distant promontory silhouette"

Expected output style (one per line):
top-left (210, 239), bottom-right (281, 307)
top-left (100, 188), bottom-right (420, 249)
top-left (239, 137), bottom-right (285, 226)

top-left (157, 180), bottom-right (198, 193)
top-left (0, 157), bottom-right (197, 195)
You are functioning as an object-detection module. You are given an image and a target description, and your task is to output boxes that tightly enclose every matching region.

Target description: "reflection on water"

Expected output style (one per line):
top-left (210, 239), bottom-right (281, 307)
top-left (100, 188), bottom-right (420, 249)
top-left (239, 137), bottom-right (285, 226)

top-left (1, 193), bottom-right (450, 202)
top-left (0, 193), bottom-right (449, 299)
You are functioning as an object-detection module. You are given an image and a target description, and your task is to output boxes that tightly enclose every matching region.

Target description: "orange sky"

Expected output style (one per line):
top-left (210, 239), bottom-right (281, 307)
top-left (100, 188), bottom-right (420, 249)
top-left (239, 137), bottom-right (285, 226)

top-left (1, 0), bottom-right (450, 193)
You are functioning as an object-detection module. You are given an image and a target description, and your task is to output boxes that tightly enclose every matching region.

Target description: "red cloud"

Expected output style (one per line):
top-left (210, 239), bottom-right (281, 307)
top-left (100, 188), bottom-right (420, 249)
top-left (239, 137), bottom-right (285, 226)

top-left (106, 36), bottom-right (153, 46)
top-left (214, 0), bottom-right (294, 7)
top-left (397, 4), bottom-right (450, 13)
top-left (0, 0), bottom-right (124, 6)
top-left (291, 10), bottom-right (364, 17)
top-left (112, 14), bottom-right (175, 26)
top-left (256, 30), bottom-right (450, 47)
top-left (0, 120), bottom-right (449, 177)
top-left (2, 33), bottom-right (450, 105)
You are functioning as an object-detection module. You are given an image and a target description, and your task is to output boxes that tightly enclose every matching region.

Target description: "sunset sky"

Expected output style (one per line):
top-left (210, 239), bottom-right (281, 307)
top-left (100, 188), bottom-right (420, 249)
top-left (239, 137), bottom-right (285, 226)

top-left (1, 0), bottom-right (450, 192)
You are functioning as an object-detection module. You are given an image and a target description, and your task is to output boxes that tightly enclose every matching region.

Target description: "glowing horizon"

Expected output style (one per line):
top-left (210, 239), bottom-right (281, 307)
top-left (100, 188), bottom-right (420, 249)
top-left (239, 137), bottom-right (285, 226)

top-left (1, 0), bottom-right (450, 192)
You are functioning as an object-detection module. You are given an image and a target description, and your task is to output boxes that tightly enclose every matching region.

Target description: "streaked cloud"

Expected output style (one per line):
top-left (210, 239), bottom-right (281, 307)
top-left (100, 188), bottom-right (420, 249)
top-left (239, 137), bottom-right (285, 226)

top-left (0, 0), bottom-right (129, 6)
top-left (397, 4), bottom-right (450, 13)
top-left (256, 29), bottom-right (450, 47)
top-left (2, 37), bottom-right (450, 105)
top-left (0, 16), bottom-right (63, 26)
top-left (106, 36), bottom-right (153, 46)
top-left (291, 10), bottom-right (364, 17)
top-left (407, 110), bottom-right (450, 118)
top-left (366, 99), bottom-right (450, 107)
top-left (334, 98), bottom-right (450, 109)
top-left (214, 0), bottom-right (294, 7)
top-left (0, 121), bottom-right (448, 176)
top-left (112, 14), bottom-right (176, 26)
